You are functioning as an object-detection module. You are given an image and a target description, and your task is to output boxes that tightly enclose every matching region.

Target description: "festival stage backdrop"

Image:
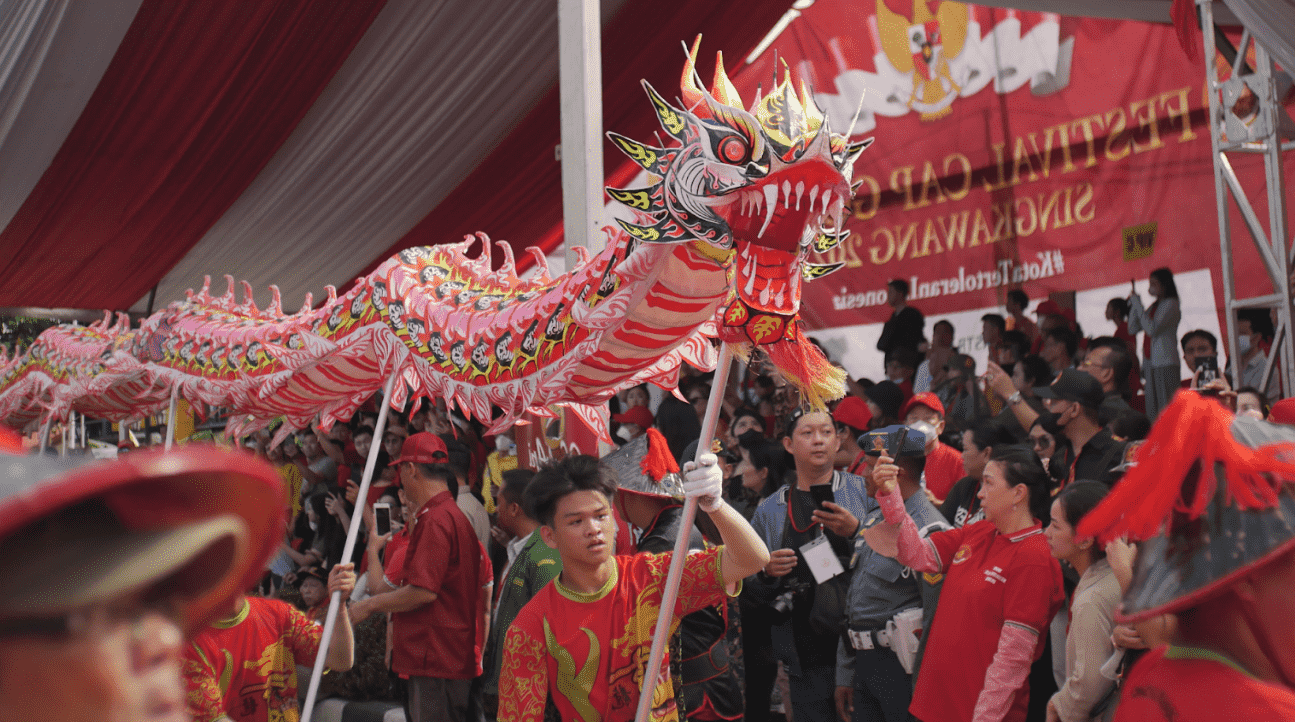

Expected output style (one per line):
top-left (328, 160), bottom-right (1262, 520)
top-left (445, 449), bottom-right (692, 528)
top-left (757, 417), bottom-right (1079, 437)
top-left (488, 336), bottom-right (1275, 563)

top-left (702, 0), bottom-right (1292, 334)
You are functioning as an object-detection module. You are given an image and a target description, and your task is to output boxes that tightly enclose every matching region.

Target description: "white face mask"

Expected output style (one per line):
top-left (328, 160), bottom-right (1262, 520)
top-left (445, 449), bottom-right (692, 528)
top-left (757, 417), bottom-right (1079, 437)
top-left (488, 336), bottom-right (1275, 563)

top-left (888, 375), bottom-right (906, 384)
top-left (616, 425), bottom-right (634, 442)
top-left (495, 435), bottom-right (515, 454)
top-left (1238, 334), bottom-right (1252, 354)
top-left (308, 519), bottom-right (318, 532)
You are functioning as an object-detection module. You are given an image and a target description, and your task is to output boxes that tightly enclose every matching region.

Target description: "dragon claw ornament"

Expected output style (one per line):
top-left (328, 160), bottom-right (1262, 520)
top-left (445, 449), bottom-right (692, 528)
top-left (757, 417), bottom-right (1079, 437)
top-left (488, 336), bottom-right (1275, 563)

top-left (0, 37), bottom-right (870, 439)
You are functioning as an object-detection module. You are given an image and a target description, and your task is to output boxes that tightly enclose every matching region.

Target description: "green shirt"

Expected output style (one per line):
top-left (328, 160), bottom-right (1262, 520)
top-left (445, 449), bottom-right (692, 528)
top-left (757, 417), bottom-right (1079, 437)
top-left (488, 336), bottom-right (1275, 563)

top-left (483, 529), bottom-right (563, 700)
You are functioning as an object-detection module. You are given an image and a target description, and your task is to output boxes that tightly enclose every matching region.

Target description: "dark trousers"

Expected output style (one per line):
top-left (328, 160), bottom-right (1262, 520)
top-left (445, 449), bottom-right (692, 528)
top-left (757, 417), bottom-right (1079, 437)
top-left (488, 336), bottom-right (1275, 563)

top-left (407, 676), bottom-right (471, 722)
top-left (789, 664), bottom-right (837, 722)
top-left (740, 597), bottom-right (778, 722)
top-left (851, 647), bottom-right (912, 722)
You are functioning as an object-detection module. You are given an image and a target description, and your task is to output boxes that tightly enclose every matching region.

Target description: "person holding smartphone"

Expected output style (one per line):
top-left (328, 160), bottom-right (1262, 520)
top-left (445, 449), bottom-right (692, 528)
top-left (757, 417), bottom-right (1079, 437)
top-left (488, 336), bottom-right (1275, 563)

top-left (836, 425), bottom-right (949, 722)
top-left (748, 409), bottom-right (875, 722)
top-left (1127, 269), bottom-right (1181, 420)
top-left (867, 445), bottom-right (1063, 722)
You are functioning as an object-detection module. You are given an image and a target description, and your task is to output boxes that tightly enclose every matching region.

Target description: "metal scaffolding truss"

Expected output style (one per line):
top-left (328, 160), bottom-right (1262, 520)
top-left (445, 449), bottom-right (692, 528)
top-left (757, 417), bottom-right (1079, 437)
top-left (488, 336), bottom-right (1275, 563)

top-left (1199, 0), bottom-right (1295, 398)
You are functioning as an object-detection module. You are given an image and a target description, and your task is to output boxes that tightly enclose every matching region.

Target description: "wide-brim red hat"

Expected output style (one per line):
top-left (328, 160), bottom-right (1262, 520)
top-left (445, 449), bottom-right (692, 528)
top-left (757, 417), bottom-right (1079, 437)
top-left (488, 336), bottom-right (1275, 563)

top-left (0, 445), bottom-right (285, 635)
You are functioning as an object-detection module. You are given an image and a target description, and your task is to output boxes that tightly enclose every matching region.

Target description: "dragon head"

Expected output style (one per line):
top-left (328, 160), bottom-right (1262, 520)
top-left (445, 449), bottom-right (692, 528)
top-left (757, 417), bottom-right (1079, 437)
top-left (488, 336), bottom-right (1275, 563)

top-left (607, 38), bottom-right (870, 405)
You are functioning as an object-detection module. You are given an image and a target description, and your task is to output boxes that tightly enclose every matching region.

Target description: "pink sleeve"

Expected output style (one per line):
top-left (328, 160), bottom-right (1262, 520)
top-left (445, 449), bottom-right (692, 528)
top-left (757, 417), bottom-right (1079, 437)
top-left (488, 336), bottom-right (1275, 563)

top-left (877, 485), bottom-right (942, 573)
top-left (972, 623), bottom-right (1038, 722)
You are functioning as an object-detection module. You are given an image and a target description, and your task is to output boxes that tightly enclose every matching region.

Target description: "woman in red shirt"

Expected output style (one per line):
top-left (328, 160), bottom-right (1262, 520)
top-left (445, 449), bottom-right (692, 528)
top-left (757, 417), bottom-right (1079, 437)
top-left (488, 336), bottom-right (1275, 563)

top-left (868, 445), bottom-right (1063, 722)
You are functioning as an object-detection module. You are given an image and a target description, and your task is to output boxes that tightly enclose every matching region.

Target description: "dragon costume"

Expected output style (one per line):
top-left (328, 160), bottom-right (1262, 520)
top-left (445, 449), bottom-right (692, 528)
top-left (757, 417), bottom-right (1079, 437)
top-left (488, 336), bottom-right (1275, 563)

top-left (0, 39), bottom-right (870, 441)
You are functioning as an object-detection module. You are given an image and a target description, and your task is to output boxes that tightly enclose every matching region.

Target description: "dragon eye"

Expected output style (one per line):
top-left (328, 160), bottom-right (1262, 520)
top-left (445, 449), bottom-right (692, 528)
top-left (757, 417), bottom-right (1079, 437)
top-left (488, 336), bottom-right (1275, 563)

top-left (717, 135), bottom-right (749, 165)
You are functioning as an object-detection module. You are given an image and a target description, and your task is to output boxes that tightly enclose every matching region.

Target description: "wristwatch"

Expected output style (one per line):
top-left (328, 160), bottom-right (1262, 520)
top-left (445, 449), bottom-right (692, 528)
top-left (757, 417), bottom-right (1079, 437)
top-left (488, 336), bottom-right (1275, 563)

top-left (1007, 391), bottom-right (1023, 405)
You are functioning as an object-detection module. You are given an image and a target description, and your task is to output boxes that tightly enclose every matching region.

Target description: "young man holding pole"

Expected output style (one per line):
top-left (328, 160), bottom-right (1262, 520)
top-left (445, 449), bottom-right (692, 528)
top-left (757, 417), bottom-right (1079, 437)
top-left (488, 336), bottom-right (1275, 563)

top-left (497, 453), bottom-right (769, 721)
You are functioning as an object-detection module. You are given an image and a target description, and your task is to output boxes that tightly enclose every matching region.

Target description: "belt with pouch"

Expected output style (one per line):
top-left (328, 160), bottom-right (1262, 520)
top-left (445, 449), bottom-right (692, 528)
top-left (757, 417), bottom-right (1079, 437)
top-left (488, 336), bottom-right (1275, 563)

top-left (847, 626), bottom-right (892, 651)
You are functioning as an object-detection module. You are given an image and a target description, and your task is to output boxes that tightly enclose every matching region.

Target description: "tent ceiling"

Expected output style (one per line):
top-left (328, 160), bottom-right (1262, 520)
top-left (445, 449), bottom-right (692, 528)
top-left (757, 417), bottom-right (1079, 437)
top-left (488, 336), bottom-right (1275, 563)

top-left (0, 0), bottom-right (1282, 318)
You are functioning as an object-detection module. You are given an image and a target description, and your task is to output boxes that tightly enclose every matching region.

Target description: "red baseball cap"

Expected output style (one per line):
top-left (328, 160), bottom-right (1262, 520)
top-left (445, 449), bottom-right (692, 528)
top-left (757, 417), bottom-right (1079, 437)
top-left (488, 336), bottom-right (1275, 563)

top-left (832, 396), bottom-right (873, 431)
top-left (612, 404), bottom-right (654, 429)
top-left (901, 392), bottom-right (945, 419)
top-left (1269, 397), bottom-right (1295, 425)
top-left (389, 431), bottom-right (449, 466)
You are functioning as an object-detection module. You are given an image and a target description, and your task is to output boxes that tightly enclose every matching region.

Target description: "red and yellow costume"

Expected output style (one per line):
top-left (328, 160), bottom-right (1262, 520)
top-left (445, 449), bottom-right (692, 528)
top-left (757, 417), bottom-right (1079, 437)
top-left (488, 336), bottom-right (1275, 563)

top-left (183, 596), bottom-right (322, 722)
top-left (498, 547), bottom-right (733, 722)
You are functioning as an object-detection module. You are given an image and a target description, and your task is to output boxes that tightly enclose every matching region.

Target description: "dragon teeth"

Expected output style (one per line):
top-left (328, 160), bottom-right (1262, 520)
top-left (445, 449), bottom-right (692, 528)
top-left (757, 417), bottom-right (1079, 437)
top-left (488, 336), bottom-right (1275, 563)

top-left (820, 189), bottom-right (833, 218)
top-left (751, 190), bottom-right (762, 216)
top-left (759, 184), bottom-right (778, 238)
top-left (781, 180), bottom-right (792, 208)
top-left (795, 181), bottom-right (805, 211)
top-left (808, 185), bottom-right (819, 213)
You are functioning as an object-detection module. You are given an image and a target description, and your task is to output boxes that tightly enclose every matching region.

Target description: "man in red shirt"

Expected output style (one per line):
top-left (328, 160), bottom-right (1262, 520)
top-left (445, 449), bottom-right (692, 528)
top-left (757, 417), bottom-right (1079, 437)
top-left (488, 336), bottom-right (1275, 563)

top-left (498, 453), bottom-right (769, 721)
top-left (1077, 393), bottom-right (1295, 721)
top-left (900, 393), bottom-right (964, 502)
top-left (348, 432), bottom-right (492, 722)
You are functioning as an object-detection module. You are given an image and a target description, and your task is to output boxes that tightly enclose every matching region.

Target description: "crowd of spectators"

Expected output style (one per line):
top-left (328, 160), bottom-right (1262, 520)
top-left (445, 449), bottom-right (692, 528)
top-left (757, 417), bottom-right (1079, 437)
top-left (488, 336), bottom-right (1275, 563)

top-left (153, 265), bottom-right (1293, 722)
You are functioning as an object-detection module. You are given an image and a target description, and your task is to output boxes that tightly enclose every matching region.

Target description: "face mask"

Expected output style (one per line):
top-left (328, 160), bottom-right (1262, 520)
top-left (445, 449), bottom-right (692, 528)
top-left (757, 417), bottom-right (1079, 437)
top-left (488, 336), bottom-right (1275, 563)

top-left (1238, 335), bottom-right (1252, 354)
top-left (888, 375), bottom-right (906, 384)
top-left (616, 425), bottom-right (634, 442)
top-left (1037, 411), bottom-right (1066, 436)
top-left (308, 519), bottom-right (318, 532)
top-left (495, 435), bottom-right (515, 454)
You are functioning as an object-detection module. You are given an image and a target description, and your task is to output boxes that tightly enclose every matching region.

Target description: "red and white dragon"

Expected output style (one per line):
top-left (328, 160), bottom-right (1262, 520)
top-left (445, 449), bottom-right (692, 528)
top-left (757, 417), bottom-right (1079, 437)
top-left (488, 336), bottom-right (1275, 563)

top-left (0, 40), bottom-right (870, 441)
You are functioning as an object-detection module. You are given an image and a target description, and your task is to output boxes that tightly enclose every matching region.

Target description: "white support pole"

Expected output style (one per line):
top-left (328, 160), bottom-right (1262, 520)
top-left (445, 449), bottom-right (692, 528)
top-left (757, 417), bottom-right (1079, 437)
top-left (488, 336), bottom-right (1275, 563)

top-left (79, 412), bottom-right (85, 450)
top-left (164, 384), bottom-right (180, 451)
top-left (39, 418), bottom-right (50, 455)
top-left (301, 371), bottom-right (400, 722)
top-left (635, 344), bottom-right (735, 722)
top-left (60, 423), bottom-right (68, 457)
top-left (558, 0), bottom-right (605, 267)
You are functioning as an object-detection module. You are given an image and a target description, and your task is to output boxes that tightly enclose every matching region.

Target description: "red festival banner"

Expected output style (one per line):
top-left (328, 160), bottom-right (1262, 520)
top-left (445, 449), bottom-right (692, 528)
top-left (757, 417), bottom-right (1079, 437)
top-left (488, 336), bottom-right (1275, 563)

top-left (718, 0), bottom-right (1288, 335)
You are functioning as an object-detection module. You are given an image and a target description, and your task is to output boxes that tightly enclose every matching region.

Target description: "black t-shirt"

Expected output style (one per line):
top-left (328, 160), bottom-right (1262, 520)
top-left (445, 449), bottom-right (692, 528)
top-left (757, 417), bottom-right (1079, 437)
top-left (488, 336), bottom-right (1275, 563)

top-left (1051, 429), bottom-right (1128, 487)
top-left (784, 488), bottom-right (845, 667)
top-left (940, 476), bottom-right (984, 528)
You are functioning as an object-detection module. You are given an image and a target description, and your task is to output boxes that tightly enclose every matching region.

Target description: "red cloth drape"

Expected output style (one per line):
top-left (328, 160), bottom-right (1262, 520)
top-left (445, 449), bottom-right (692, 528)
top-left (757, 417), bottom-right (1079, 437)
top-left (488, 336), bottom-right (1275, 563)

top-left (0, 0), bottom-right (387, 310)
top-left (366, 0), bottom-right (793, 277)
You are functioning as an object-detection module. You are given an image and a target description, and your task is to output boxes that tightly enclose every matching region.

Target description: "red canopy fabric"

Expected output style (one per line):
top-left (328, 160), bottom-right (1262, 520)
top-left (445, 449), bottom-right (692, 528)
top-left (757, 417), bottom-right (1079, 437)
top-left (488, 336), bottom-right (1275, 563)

top-left (0, 0), bottom-right (387, 310)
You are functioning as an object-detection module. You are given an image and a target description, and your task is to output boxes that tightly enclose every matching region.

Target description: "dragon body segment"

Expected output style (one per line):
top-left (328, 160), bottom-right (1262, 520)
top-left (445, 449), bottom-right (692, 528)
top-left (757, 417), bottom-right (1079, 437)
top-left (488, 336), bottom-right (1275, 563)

top-left (0, 40), bottom-right (868, 439)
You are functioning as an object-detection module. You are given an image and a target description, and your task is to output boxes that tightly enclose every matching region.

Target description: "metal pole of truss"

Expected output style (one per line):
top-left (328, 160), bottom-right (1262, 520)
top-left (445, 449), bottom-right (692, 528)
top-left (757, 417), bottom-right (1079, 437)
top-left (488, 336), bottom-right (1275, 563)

top-left (1198, 0), bottom-right (1294, 398)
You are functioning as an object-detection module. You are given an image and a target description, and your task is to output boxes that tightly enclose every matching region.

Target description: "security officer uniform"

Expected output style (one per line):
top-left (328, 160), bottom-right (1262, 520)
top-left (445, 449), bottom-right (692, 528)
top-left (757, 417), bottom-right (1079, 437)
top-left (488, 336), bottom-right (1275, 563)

top-left (837, 426), bottom-right (949, 722)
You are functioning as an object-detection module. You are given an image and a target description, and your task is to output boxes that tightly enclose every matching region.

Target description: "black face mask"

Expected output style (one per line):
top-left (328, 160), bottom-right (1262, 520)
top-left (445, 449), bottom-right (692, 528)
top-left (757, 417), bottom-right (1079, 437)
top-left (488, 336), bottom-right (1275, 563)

top-left (1037, 410), bottom-right (1066, 436)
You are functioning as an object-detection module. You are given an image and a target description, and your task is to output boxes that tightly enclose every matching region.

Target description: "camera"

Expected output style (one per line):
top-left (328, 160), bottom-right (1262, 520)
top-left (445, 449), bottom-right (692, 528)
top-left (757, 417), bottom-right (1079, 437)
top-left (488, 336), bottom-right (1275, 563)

top-left (768, 577), bottom-right (811, 624)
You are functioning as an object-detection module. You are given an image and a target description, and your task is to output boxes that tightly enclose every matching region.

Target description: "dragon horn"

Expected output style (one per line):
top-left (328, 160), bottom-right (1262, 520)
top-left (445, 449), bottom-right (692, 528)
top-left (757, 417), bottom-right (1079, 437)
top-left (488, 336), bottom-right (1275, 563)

top-left (324, 285), bottom-right (337, 306)
top-left (199, 276), bottom-right (212, 303)
top-left (680, 35), bottom-right (706, 113)
top-left (800, 78), bottom-right (824, 134)
top-left (711, 51), bottom-right (742, 108)
top-left (298, 293), bottom-right (313, 315)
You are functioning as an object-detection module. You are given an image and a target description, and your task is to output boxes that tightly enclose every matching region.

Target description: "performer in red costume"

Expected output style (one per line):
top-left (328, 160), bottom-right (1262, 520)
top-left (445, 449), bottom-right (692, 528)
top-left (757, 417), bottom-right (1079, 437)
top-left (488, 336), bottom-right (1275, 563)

top-left (497, 453), bottom-right (769, 722)
top-left (184, 564), bottom-right (355, 722)
top-left (1076, 392), bottom-right (1295, 721)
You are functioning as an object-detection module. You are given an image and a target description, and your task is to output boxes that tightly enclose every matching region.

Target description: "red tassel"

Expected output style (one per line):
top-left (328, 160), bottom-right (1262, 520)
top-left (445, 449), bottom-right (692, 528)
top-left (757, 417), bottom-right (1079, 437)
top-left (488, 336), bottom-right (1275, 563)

top-left (640, 427), bottom-right (679, 482)
top-left (1077, 392), bottom-right (1295, 544)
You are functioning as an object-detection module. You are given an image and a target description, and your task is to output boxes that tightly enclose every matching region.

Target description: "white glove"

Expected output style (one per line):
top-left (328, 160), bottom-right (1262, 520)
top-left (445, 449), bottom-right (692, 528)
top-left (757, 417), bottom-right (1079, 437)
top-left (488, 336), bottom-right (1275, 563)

top-left (682, 452), bottom-right (724, 513)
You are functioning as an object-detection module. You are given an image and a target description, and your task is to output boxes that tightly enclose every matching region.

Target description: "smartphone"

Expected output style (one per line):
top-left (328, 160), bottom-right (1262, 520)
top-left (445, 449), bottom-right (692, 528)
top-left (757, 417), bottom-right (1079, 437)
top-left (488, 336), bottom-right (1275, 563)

top-left (1194, 355), bottom-right (1219, 387)
top-left (373, 503), bottom-right (392, 536)
top-left (809, 484), bottom-right (835, 509)
top-left (886, 427), bottom-right (910, 458)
